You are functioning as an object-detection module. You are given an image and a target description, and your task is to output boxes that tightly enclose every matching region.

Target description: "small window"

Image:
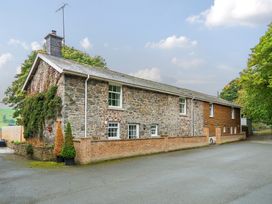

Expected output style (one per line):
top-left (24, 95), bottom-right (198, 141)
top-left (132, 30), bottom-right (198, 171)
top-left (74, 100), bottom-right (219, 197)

top-left (231, 108), bottom-right (235, 119)
top-left (234, 127), bottom-right (237, 134)
top-left (230, 127), bottom-right (233, 135)
top-left (150, 124), bottom-right (158, 137)
top-left (108, 84), bottom-right (122, 107)
top-left (179, 98), bottom-right (186, 115)
top-left (107, 122), bottom-right (120, 139)
top-left (209, 103), bottom-right (214, 117)
top-left (128, 124), bottom-right (139, 139)
top-left (223, 126), bottom-right (226, 133)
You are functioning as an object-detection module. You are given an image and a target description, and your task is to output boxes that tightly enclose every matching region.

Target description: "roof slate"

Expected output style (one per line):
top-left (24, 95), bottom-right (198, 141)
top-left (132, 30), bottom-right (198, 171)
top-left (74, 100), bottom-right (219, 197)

top-left (24, 53), bottom-right (240, 108)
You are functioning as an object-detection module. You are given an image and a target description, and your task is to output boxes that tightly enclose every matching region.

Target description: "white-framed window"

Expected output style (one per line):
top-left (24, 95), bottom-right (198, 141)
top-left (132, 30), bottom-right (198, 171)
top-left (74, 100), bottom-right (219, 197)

top-left (209, 103), bottom-right (214, 117)
top-left (231, 108), bottom-right (235, 119)
top-left (234, 127), bottom-right (237, 134)
top-left (179, 98), bottom-right (186, 115)
top-left (108, 84), bottom-right (122, 108)
top-left (107, 122), bottom-right (120, 139)
top-left (128, 124), bottom-right (139, 139)
top-left (230, 127), bottom-right (233, 135)
top-left (150, 124), bottom-right (158, 137)
top-left (223, 126), bottom-right (226, 133)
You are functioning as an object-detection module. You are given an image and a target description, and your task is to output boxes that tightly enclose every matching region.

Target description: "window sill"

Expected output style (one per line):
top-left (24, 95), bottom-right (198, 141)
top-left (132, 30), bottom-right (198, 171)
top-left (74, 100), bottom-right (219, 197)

top-left (151, 135), bottom-right (160, 138)
top-left (108, 106), bottom-right (125, 111)
top-left (179, 113), bottom-right (187, 117)
top-left (108, 137), bottom-right (120, 140)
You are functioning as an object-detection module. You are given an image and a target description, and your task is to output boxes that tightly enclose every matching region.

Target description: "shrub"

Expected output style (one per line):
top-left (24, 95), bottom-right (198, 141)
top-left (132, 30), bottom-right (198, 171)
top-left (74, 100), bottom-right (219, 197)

top-left (53, 121), bottom-right (64, 157)
top-left (61, 122), bottom-right (76, 159)
top-left (26, 144), bottom-right (34, 156)
top-left (14, 141), bottom-right (20, 145)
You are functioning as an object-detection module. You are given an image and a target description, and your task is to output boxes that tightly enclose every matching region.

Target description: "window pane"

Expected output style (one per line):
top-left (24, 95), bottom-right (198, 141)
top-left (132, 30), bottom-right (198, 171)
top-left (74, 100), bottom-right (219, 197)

top-left (128, 124), bottom-right (138, 139)
top-left (109, 85), bottom-right (121, 107)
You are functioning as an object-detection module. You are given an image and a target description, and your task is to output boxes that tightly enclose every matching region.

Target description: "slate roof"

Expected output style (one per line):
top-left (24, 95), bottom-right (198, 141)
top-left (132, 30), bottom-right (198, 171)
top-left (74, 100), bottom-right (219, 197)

top-left (23, 53), bottom-right (240, 108)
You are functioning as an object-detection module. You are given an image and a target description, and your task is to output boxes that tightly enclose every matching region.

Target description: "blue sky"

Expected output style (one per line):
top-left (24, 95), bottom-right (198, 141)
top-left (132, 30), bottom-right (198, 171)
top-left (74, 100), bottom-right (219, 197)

top-left (1, 0), bottom-right (272, 107)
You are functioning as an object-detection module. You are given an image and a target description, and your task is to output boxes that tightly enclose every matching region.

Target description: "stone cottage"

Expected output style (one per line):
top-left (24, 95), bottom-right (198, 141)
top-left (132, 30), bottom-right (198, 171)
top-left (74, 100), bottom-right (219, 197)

top-left (22, 31), bottom-right (241, 143)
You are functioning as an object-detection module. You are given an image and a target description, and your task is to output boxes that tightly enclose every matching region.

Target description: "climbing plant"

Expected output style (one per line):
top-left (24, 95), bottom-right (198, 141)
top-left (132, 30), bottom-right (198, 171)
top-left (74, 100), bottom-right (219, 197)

top-left (21, 86), bottom-right (62, 139)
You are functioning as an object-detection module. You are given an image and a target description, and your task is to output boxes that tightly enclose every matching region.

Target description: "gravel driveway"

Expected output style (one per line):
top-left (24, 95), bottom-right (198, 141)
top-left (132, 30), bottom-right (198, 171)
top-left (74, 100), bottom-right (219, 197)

top-left (1, 140), bottom-right (272, 204)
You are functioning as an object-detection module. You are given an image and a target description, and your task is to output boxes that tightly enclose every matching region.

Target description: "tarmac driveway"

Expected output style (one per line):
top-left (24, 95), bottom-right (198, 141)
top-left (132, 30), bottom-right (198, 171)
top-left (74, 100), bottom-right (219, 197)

top-left (1, 140), bottom-right (272, 204)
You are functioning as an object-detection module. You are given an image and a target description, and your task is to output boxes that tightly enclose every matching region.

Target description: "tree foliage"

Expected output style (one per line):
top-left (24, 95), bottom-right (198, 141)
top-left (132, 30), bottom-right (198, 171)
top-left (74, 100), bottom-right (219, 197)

top-left (61, 122), bottom-right (76, 159)
top-left (238, 24), bottom-right (272, 124)
top-left (53, 120), bottom-right (64, 157)
top-left (3, 45), bottom-right (107, 121)
top-left (62, 45), bottom-right (106, 68)
top-left (220, 78), bottom-right (240, 102)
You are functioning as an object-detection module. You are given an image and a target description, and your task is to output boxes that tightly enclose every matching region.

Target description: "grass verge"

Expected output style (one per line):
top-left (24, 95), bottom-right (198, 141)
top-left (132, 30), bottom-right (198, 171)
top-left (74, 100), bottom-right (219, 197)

top-left (29, 161), bottom-right (65, 169)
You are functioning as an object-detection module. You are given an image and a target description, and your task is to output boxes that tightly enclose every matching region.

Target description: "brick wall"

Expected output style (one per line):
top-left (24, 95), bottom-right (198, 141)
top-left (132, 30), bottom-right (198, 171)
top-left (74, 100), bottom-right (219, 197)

top-left (215, 127), bottom-right (246, 144)
top-left (203, 102), bottom-right (240, 136)
top-left (74, 136), bottom-right (208, 164)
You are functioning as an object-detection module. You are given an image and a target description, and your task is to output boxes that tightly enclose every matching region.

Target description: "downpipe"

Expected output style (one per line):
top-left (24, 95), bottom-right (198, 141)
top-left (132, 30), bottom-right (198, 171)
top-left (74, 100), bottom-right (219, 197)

top-left (84, 74), bottom-right (90, 138)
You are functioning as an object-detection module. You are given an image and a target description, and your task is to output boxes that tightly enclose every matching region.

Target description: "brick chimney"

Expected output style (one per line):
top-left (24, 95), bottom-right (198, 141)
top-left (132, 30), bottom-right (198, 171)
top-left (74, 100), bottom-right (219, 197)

top-left (44, 30), bottom-right (63, 57)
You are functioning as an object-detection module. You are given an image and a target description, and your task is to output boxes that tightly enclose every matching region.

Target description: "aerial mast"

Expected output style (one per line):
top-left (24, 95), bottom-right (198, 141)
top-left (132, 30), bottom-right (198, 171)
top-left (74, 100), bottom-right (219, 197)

top-left (56, 3), bottom-right (68, 45)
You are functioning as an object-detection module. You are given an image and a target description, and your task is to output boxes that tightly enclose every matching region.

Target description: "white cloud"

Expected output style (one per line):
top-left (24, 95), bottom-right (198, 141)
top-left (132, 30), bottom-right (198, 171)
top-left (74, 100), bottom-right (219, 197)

top-left (130, 67), bottom-right (161, 82)
top-left (30, 41), bottom-right (42, 51)
top-left (186, 0), bottom-right (272, 27)
top-left (0, 53), bottom-right (12, 69)
top-left (16, 65), bottom-right (21, 74)
top-left (177, 76), bottom-right (216, 85)
top-left (171, 57), bottom-right (205, 69)
top-left (80, 37), bottom-right (92, 50)
top-left (8, 38), bottom-right (43, 51)
top-left (8, 38), bottom-right (29, 50)
top-left (145, 35), bottom-right (197, 49)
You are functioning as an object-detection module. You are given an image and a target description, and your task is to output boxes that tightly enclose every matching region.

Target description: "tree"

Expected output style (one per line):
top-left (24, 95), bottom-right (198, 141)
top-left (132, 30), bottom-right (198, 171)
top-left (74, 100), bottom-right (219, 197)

top-left (61, 122), bottom-right (76, 159)
top-left (238, 23), bottom-right (272, 124)
top-left (220, 78), bottom-right (240, 102)
top-left (3, 46), bottom-right (107, 121)
top-left (53, 120), bottom-right (64, 157)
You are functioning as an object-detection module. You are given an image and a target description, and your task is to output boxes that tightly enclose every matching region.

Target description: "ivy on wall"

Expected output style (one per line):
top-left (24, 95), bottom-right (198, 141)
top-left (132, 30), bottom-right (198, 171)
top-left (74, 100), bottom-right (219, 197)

top-left (21, 86), bottom-right (62, 139)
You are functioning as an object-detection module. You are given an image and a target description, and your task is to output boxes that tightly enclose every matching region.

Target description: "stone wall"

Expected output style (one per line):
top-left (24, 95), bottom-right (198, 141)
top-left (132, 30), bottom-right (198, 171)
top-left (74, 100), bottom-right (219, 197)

top-left (74, 136), bottom-right (208, 164)
top-left (64, 76), bottom-right (204, 139)
top-left (7, 142), bottom-right (54, 161)
top-left (26, 60), bottom-right (62, 95)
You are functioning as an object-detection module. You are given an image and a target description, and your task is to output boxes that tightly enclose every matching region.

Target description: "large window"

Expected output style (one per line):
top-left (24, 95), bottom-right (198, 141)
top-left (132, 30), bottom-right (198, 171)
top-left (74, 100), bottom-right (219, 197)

top-left (150, 124), bottom-right (158, 137)
top-left (108, 84), bottom-right (122, 108)
top-left (209, 103), bottom-right (214, 117)
top-left (128, 124), bottom-right (139, 139)
top-left (231, 108), bottom-right (235, 119)
top-left (107, 122), bottom-right (120, 139)
top-left (179, 98), bottom-right (186, 115)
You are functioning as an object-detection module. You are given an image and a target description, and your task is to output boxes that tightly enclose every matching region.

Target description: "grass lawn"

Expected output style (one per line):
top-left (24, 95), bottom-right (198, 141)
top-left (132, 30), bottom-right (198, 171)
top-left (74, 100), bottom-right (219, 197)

top-left (29, 161), bottom-right (65, 169)
top-left (0, 108), bottom-right (16, 127)
top-left (253, 129), bottom-right (272, 136)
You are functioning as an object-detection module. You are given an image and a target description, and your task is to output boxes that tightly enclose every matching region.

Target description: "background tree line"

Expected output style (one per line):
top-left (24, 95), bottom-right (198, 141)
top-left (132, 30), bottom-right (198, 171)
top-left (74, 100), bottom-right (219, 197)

top-left (220, 24), bottom-right (272, 125)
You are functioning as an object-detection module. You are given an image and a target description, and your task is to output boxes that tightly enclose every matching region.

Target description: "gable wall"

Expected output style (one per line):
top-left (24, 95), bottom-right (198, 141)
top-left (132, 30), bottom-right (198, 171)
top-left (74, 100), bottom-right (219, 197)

top-left (26, 61), bottom-right (62, 95)
top-left (25, 60), bottom-right (65, 143)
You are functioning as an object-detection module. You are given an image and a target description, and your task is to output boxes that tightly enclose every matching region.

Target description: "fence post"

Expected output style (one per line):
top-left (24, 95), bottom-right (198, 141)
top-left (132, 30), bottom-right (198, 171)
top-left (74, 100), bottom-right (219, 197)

top-left (203, 127), bottom-right (209, 143)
